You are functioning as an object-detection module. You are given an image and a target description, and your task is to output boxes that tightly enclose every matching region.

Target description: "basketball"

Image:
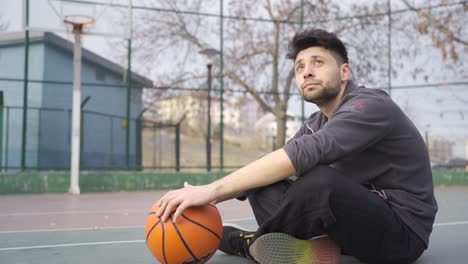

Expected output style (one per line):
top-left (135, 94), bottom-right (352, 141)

top-left (145, 203), bottom-right (223, 264)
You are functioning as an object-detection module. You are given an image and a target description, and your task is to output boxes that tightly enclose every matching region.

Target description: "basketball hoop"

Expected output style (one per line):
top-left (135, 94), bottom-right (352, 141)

top-left (63, 13), bottom-right (95, 195)
top-left (64, 14), bottom-right (95, 33)
top-left (26, 0), bottom-right (133, 194)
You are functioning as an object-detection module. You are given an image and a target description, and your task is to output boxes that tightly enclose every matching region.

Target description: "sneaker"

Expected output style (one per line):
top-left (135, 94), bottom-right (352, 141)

top-left (249, 233), bottom-right (340, 264)
top-left (218, 226), bottom-right (255, 258)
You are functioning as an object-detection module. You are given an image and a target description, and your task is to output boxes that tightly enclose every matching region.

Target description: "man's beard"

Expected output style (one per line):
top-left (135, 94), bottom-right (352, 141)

top-left (302, 78), bottom-right (341, 105)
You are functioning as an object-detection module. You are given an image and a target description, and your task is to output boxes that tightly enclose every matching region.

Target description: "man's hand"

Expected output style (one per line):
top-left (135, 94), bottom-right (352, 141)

top-left (155, 149), bottom-right (295, 223)
top-left (155, 182), bottom-right (216, 223)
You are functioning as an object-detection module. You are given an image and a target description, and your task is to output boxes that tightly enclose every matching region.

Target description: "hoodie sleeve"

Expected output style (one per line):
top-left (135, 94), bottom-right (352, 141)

top-left (286, 112), bottom-right (321, 144)
top-left (283, 92), bottom-right (395, 176)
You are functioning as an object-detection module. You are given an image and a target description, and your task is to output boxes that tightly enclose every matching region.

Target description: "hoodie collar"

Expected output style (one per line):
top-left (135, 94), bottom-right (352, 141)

top-left (342, 80), bottom-right (358, 98)
top-left (330, 80), bottom-right (359, 117)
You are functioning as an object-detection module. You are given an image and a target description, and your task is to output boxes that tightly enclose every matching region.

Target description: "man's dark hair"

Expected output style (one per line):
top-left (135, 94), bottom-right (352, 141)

top-left (287, 28), bottom-right (348, 65)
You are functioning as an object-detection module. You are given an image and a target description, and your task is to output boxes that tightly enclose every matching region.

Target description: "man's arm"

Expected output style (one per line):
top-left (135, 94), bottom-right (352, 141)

top-left (284, 93), bottom-right (395, 176)
top-left (212, 148), bottom-right (296, 203)
top-left (156, 148), bottom-right (296, 222)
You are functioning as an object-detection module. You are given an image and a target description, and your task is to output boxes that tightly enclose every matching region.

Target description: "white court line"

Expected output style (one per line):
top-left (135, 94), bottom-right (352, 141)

top-left (1, 219), bottom-right (465, 251)
top-left (0, 240), bottom-right (145, 251)
top-left (0, 217), bottom-right (256, 234)
top-left (0, 225), bottom-right (144, 234)
top-left (433, 220), bottom-right (468, 227)
top-left (0, 209), bottom-right (146, 217)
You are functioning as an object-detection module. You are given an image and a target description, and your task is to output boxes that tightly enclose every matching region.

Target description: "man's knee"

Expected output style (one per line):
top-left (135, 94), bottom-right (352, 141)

top-left (296, 165), bottom-right (340, 190)
top-left (284, 165), bottom-right (341, 202)
top-left (245, 180), bottom-right (291, 203)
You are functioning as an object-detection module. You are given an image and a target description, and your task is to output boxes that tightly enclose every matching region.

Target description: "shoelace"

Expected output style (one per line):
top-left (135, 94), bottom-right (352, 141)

top-left (239, 233), bottom-right (255, 245)
top-left (236, 233), bottom-right (255, 257)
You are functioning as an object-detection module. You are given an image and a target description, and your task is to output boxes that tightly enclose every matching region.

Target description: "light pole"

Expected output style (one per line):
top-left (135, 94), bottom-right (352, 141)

top-left (199, 48), bottom-right (220, 171)
top-left (206, 64), bottom-right (212, 171)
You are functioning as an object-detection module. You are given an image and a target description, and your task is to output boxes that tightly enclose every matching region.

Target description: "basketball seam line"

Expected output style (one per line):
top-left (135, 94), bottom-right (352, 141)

top-left (145, 218), bottom-right (161, 242)
top-left (181, 213), bottom-right (221, 241)
top-left (162, 222), bottom-right (169, 264)
top-left (170, 216), bottom-right (200, 263)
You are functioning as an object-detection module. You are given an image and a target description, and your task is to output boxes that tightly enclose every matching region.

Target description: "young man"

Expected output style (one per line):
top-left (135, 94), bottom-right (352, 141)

top-left (155, 29), bottom-right (438, 264)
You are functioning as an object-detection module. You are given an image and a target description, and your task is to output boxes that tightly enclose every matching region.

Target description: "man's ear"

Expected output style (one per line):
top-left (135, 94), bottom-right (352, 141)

top-left (340, 63), bottom-right (350, 81)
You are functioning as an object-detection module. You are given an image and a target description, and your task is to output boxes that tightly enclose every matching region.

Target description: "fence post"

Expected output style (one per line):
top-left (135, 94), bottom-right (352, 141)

top-left (136, 108), bottom-right (147, 171)
top-left (219, 0), bottom-right (224, 171)
top-left (80, 96), bottom-right (91, 169)
top-left (175, 114), bottom-right (186, 172)
top-left (175, 123), bottom-right (180, 172)
top-left (21, 0), bottom-right (30, 171)
top-left (136, 119), bottom-right (142, 170)
top-left (0, 92), bottom-right (3, 171)
top-left (206, 64), bottom-right (212, 172)
top-left (5, 107), bottom-right (9, 171)
top-left (125, 39), bottom-right (132, 170)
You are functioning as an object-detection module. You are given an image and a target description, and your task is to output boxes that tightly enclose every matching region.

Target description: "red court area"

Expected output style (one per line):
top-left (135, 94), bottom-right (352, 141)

top-left (0, 190), bottom-right (255, 232)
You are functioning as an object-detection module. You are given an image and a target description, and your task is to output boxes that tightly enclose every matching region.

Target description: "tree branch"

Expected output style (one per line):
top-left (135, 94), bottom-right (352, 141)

top-left (224, 68), bottom-right (275, 114)
top-left (401, 0), bottom-right (468, 45)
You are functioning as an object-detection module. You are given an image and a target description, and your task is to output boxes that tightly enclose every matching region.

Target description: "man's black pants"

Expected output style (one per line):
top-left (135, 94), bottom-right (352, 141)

top-left (243, 165), bottom-right (426, 264)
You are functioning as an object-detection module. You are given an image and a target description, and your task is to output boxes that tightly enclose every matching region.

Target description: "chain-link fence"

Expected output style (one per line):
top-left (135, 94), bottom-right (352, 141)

top-left (0, 0), bottom-right (466, 172)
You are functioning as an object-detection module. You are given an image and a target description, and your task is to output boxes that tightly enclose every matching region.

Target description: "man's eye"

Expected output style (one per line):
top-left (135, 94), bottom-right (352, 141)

top-left (314, 60), bottom-right (323, 65)
top-left (296, 65), bottom-right (304, 72)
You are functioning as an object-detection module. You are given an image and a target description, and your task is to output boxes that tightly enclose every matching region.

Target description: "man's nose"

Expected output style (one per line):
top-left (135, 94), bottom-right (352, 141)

top-left (303, 64), bottom-right (315, 79)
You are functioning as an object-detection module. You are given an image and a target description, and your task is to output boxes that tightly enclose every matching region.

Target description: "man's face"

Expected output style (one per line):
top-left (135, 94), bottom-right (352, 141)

top-left (294, 47), bottom-right (347, 105)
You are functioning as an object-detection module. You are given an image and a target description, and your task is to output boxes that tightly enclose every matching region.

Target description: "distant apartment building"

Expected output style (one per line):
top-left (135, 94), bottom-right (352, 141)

top-left (254, 113), bottom-right (302, 149)
top-left (464, 139), bottom-right (468, 170)
top-left (427, 137), bottom-right (454, 164)
top-left (152, 92), bottom-right (263, 137)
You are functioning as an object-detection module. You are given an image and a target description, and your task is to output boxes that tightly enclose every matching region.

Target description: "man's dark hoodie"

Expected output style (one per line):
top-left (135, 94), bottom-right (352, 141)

top-left (283, 80), bottom-right (438, 247)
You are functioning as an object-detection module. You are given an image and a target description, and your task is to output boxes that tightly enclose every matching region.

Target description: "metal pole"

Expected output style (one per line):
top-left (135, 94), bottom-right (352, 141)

top-left (69, 29), bottom-right (82, 194)
top-left (135, 117), bottom-right (142, 170)
top-left (0, 92), bottom-right (3, 171)
top-left (5, 108), bottom-right (9, 170)
top-left (175, 123), bottom-right (180, 172)
top-left (425, 131), bottom-right (429, 147)
top-left (207, 64), bottom-right (212, 172)
top-left (125, 3), bottom-right (133, 169)
top-left (219, 0), bottom-right (224, 171)
top-left (21, 0), bottom-right (30, 171)
top-left (272, 135), bottom-right (276, 151)
top-left (136, 108), bottom-right (147, 170)
top-left (387, 0), bottom-right (392, 97)
top-left (79, 96), bottom-right (90, 169)
top-left (125, 38), bottom-right (132, 169)
top-left (153, 125), bottom-right (156, 168)
top-left (300, 0), bottom-right (305, 123)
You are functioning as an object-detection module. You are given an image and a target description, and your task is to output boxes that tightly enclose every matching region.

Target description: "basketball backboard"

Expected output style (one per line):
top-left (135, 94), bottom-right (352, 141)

top-left (23, 0), bottom-right (132, 39)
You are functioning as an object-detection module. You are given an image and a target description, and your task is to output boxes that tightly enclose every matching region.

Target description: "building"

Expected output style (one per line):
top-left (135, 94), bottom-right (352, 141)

top-left (254, 113), bottom-right (302, 149)
top-left (427, 136), bottom-right (454, 165)
top-left (153, 93), bottom-right (263, 137)
top-left (0, 32), bottom-right (153, 170)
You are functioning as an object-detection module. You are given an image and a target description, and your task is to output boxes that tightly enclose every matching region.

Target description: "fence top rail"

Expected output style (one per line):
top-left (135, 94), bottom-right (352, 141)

top-left (1, 105), bottom-right (178, 127)
top-left (0, 77), bottom-right (144, 89)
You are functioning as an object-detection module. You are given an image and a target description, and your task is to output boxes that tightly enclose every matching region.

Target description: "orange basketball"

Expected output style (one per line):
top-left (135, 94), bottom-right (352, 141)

top-left (145, 203), bottom-right (223, 264)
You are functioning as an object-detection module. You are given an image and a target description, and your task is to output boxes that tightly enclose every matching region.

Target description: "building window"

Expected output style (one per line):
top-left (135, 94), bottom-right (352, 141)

top-left (95, 69), bottom-right (106, 81)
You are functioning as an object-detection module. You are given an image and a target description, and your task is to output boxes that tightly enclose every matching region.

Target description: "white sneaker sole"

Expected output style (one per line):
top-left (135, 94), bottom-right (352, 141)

top-left (249, 233), bottom-right (341, 264)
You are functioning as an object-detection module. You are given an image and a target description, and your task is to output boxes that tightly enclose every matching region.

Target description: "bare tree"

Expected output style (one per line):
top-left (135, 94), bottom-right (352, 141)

top-left (401, 0), bottom-right (467, 60)
top-left (131, 0), bottom-right (363, 147)
top-left (128, 0), bottom-right (465, 148)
